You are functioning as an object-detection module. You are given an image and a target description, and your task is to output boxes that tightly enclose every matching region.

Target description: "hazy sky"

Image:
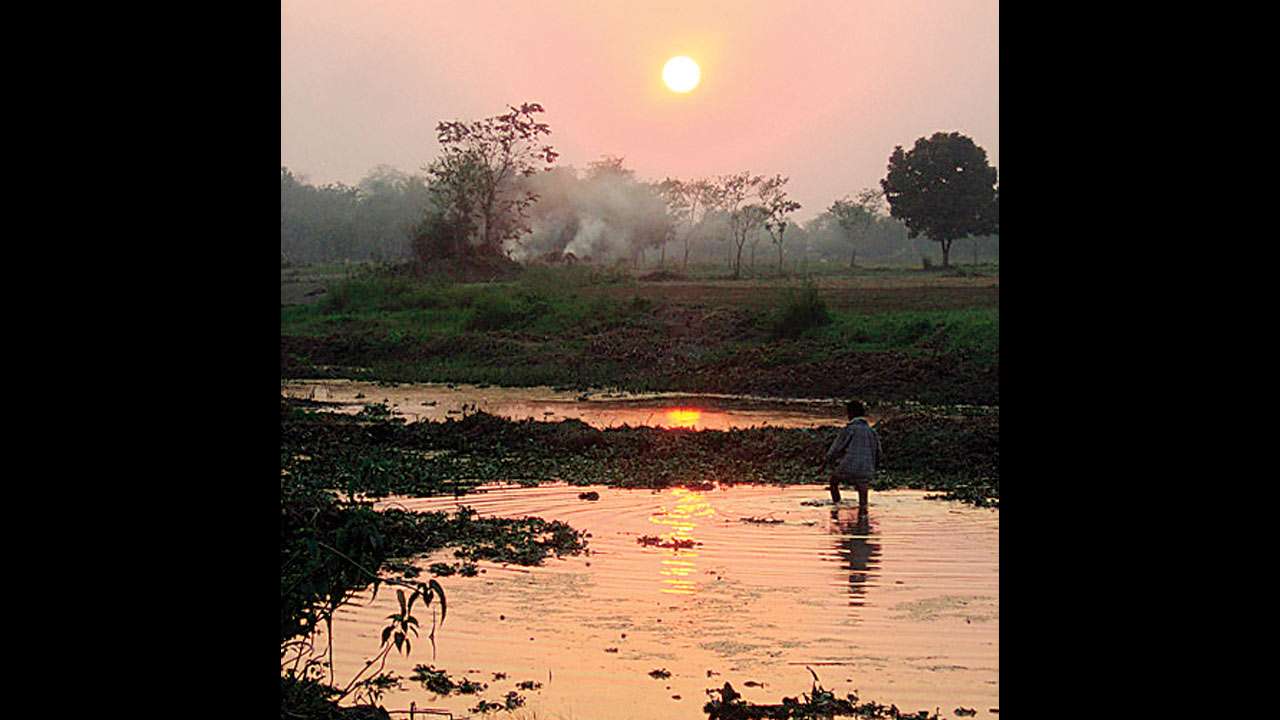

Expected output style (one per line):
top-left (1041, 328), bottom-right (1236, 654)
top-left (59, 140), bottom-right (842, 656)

top-left (282, 0), bottom-right (998, 221)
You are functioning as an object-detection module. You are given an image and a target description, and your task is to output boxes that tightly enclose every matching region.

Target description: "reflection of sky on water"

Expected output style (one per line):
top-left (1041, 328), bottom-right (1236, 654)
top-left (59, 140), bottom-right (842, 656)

top-left (283, 381), bottom-right (850, 430)
top-left (647, 488), bottom-right (716, 595)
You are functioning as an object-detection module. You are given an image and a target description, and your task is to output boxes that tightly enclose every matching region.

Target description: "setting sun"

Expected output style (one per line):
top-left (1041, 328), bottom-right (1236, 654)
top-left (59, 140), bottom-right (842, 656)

top-left (662, 56), bottom-right (700, 93)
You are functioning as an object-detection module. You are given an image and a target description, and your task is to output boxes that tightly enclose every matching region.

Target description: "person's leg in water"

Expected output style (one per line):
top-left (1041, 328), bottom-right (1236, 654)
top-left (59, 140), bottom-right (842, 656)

top-left (829, 474), bottom-right (842, 503)
top-left (856, 481), bottom-right (869, 513)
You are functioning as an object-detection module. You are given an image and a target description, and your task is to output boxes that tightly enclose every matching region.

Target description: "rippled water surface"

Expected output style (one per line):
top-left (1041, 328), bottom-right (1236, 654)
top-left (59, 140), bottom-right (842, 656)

top-left (319, 484), bottom-right (998, 718)
top-left (281, 380), bottom-right (854, 429)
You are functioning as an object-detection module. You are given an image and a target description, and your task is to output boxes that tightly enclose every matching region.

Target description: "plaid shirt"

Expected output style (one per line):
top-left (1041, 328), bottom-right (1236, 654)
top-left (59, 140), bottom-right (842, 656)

top-left (825, 418), bottom-right (883, 479)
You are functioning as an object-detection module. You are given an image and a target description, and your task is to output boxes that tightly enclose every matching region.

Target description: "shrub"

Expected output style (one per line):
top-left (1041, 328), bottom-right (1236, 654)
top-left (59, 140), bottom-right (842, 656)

top-left (468, 293), bottom-right (527, 331)
top-left (769, 282), bottom-right (831, 339)
top-left (411, 211), bottom-right (469, 263)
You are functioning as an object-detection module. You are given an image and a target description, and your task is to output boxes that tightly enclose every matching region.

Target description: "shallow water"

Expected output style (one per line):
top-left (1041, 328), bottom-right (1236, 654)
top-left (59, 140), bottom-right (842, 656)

top-left (315, 484), bottom-right (998, 718)
top-left (281, 379), bottom-right (855, 430)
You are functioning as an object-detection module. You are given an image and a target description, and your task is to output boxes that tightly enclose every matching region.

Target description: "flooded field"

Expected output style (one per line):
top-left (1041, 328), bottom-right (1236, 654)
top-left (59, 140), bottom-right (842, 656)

top-left (282, 379), bottom-right (855, 430)
top-left (318, 483), bottom-right (998, 718)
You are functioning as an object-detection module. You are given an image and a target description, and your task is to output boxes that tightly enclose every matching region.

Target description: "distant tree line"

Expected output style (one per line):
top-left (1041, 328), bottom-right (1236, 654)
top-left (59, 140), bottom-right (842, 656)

top-left (282, 104), bottom-right (998, 271)
top-left (280, 165), bottom-right (432, 265)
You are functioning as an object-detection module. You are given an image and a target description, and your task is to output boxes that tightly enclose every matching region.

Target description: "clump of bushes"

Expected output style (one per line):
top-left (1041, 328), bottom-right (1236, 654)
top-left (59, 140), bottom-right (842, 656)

top-left (769, 282), bottom-right (831, 339)
top-left (467, 293), bottom-right (527, 330)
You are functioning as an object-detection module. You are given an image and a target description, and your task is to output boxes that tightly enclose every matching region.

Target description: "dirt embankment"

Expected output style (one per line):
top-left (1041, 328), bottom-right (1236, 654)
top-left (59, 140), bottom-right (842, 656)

top-left (282, 302), bottom-right (998, 405)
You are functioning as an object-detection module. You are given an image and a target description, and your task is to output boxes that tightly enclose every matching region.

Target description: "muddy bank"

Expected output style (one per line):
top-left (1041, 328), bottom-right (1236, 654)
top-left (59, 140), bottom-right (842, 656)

top-left (281, 398), bottom-right (998, 507)
top-left (281, 333), bottom-right (996, 406)
top-left (281, 290), bottom-right (997, 406)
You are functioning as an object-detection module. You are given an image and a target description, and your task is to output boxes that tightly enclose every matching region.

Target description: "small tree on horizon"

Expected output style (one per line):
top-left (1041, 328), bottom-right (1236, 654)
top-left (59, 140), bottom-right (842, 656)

top-left (880, 131), bottom-right (998, 268)
top-left (717, 172), bottom-right (766, 279)
top-left (829, 188), bottom-right (882, 269)
top-left (759, 174), bottom-right (801, 274)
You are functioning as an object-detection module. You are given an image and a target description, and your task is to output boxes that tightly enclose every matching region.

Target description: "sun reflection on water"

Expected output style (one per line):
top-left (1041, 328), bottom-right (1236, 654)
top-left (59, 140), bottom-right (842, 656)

top-left (647, 487), bottom-right (716, 595)
top-left (664, 408), bottom-right (703, 428)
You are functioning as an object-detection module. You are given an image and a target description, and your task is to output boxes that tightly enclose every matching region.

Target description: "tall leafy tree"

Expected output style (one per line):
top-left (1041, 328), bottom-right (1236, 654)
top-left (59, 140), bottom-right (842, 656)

top-left (426, 102), bottom-right (559, 256)
top-left (880, 131), bottom-right (998, 268)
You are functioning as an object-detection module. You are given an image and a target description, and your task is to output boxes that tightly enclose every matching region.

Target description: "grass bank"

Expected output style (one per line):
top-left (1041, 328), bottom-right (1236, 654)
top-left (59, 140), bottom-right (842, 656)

top-left (281, 267), bottom-right (998, 404)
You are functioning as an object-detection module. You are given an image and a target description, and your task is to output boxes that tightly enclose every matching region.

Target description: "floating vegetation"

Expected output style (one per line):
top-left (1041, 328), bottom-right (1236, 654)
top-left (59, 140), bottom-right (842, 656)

top-left (740, 516), bottom-right (784, 524)
top-left (638, 535), bottom-right (700, 550)
top-left (578, 491), bottom-right (601, 501)
top-left (471, 691), bottom-right (526, 714)
top-left (409, 665), bottom-right (486, 696)
top-left (428, 562), bottom-right (457, 577)
top-left (704, 669), bottom-right (946, 720)
top-left (649, 668), bottom-right (673, 679)
top-left (281, 398), bottom-right (998, 507)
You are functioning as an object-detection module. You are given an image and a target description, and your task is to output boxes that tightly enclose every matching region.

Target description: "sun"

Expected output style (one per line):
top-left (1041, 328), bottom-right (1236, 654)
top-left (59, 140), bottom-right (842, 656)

top-left (663, 56), bottom-right (701, 93)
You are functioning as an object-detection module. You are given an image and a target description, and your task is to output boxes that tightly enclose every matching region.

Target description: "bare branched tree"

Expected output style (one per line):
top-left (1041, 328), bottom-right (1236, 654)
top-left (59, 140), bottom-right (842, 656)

top-left (829, 188), bottom-right (883, 269)
top-left (717, 172), bottom-right (766, 279)
top-left (759, 174), bottom-right (802, 275)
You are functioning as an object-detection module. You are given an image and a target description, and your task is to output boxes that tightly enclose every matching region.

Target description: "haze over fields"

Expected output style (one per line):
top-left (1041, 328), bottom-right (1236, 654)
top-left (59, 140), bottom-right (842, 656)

top-left (281, 0), bottom-right (999, 223)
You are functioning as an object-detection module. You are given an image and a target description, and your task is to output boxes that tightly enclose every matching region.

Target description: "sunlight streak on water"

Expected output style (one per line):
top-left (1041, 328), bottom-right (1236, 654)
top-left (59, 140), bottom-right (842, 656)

top-left (648, 488), bottom-right (716, 594)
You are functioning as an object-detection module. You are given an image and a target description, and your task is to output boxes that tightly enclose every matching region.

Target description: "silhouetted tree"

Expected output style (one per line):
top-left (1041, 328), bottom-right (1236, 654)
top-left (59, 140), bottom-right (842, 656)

top-left (585, 155), bottom-right (635, 181)
top-left (880, 131), bottom-right (998, 268)
top-left (426, 102), bottom-right (559, 256)
top-left (759, 174), bottom-right (801, 274)
top-left (717, 172), bottom-right (766, 279)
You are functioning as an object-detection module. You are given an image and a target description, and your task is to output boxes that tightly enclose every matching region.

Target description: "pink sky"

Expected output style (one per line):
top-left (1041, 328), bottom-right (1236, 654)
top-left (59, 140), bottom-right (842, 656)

top-left (282, 0), bottom-right (998, 221)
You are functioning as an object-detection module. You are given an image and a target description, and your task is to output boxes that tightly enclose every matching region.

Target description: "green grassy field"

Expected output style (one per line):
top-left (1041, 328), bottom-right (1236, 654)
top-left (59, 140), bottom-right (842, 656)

top-left (281, 263), bottom-right (999, 403)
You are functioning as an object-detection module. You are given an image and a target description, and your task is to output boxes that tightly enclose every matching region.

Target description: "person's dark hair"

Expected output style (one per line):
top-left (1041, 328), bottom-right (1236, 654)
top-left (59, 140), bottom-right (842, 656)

top-left (846, 399), bottom-right (866, 419)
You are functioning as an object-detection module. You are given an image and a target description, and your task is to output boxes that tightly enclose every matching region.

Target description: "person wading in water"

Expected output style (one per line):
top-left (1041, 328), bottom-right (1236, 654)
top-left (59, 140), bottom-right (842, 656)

top-left (823, 400), bottom-right (883, 509)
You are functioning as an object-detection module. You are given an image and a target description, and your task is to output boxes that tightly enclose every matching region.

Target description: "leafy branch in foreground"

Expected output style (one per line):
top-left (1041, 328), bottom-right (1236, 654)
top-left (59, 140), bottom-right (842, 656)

top-left (281, 481), bottom-right (447, 715)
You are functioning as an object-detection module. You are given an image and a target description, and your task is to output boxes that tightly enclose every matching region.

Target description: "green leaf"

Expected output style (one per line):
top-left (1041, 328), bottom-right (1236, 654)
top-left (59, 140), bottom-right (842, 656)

top-left (381, 626), bottom-right (393, 646)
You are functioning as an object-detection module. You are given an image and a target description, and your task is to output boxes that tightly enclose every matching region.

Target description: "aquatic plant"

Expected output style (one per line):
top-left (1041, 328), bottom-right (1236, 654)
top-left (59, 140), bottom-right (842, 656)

top-left (282, 399), bottom-right (997, 507)
top-left (638, 535), bottom-right (700, 550)
top-left (280, 451), bottom-right (588, 718)
top-left (470, 691), bottom-right (527, 713)
top-left (703, 668), bottom-right (945, 720)
top-left (410, 665), bottom-right (487, 696)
